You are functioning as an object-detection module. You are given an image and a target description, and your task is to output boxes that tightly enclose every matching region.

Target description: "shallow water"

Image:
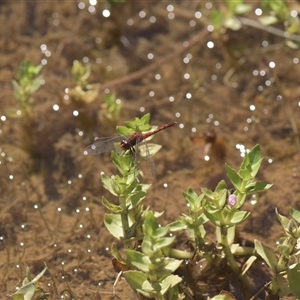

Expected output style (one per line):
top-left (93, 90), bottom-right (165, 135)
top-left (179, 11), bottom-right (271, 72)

top-left (1, 1), bottom-right (300, 299)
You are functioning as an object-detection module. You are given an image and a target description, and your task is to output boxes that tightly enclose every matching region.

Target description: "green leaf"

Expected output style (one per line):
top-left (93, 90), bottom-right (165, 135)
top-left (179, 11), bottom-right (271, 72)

top-left (111, 151), bottom-right (135, 176)
top-left (160, 275), bottom-right (182, 295)
top-left (152, 236), bottom-right (176, 252)
top-left (32, 64), bottom-right (43, 76)
top-left (12, 79), bottom-right (22, 94)
top-left (154, 226), bottom-right (170, 239)
top-left (235, 4), bottom-right (252, 14)
top-left (164, 258), bottom-right (183, 273)
top-left (5, 107), bottom-right (23, 118)
top-left (290, 208), bottom-right (300, 224)
top-left (11, 267), bottom-right (47, 300)
top-left (238, 145), bottom-right (263, 179)
top-left (238, 167), bottom-right (253, 181)
top-left (183, 188), bottom-right (204, 211)
top-left (254, 239), bottom-right (278, 272)
top-left (123, 114), bottom-right (152, 132)
top-left (275, 208), bottom-right (290, 229)
top-left (268, 0), bottom-right (289, 18)
top-left (140, 113), bottom-right (151, 124)
top-left (217, 188), bottom-right (227, 208)
top-left (250, 158), bottom-right (263, 178)
top-left (104, 214), bottom-right (124, 239)
top-left (28, 76), bottom-right (42, 94)
top-left (277, 244), bottom-right (291, 257)
top-left (101, 174), bottom-right (117, 196)
top-left (245, 182), bottom-right (273, 193)
top-left (128, 191), bottom-right (146, 208)
top-left (143, 211), bottom-right (159, 236)
top-left (215, 180), bottom-right (227, 192)
top-left (204, 210), bottom-right (222, 226)
top-left (138, 143), bottom-right (161, 158)
top-left (11, 294), bottom-right (25, 300)
top-left (210, 9), bottom-right (224, 31)
top-left (201, 187), bottom-right (215, 200)
top-left (111, 243), bottom-right (127, 264)
top-left (287, 263), bottom-right (300, 298)
top-left (126, 249), bottom-right (151, 273)
top-left (122, 270), bottom-right (149, 292)
top-left (167, 220), bottom-right (187, 231)
top-left (72, 61), bottom-right (91, 83)
top-left (183, 188), bottom-right (197, 204)
top-left (225, 164), bottom-right (242, 191)
top-left (228, 211), bottom-right (250, 226)
top-left (241, 256), bottom-right (257, 276)
top-left (226, 0), bottom-right (242, 12)
top-left (259, 15), bottom-right (278, 25)
top-left (286, 40), bottom-right (300, 49)
top-left (248, 144), bottom-right (261, 165)
top-left (102, 196), bottom-right (122, 213)
top-left (29, 266), bottom-right (47, 284)
top-left (223, 17), bottom-right (242, 31)
top-left (210, 296), bottom-right (227, 300)
top-left (117, 125), bottom-right (134, 135)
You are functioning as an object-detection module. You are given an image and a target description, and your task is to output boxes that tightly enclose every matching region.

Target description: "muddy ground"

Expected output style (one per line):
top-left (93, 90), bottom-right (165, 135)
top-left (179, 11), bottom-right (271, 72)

top-left (1, 1), bottom-right (300, 299)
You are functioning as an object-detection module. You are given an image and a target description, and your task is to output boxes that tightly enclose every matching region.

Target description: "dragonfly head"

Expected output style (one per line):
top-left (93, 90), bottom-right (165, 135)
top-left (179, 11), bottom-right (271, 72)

top-left (120, 140), bottom-right (131, 151)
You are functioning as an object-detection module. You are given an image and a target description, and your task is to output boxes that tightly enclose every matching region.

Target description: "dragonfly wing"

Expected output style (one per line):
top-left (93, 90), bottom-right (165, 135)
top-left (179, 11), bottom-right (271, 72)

top-left (135, 140), bottom-right (157, 179)
top-left (84, 136), bottom-right (126, 155)
top-left (139, 143), bottom-right (162, 158)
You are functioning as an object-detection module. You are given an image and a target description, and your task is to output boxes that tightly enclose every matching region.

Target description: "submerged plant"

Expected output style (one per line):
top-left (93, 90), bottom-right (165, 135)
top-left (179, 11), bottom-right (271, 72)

top-left (255, 208), bottom-right (300, 298)
top-left (10, 60), bottom-right (43, 119)
top-left (68, 61), bottom-right (99, 104)
top-left (99, 93), bottom-right (123, 128)
top-left (7, 60), bottom-right (43, 155)
top-left (10, 266), bottom-right (49, 300)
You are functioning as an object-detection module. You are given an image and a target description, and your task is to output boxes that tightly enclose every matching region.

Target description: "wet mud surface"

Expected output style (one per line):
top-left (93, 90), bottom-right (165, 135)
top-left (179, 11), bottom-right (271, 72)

top-left (1, 1), bottom-right (300, 299)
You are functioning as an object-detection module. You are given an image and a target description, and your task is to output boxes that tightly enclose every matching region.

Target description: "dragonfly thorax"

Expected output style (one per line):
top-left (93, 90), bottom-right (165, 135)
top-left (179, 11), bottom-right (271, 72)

top-left (120, 133), bottom-right (140, 151)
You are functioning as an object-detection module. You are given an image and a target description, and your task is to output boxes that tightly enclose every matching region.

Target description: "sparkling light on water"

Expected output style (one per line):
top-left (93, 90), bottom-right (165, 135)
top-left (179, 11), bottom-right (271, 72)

top-left (195, 11), bottom-right (202, 18)
top-left (139, 10), bottom-right (146, 18)
top-left (255, 8), bottom-right (262, 16)
top-left (102, 9), bottom-right (110, 17)
top-left (207, 41), bottom-right (214, 48)
top-left (53, 104), bottom-right (59, 111)
top-left (78, 2), bottom-right (85, 9)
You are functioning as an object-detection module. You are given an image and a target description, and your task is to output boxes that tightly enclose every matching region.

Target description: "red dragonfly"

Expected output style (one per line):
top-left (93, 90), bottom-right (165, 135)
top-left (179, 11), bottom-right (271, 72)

top-left (84, 121), bottom-right (177, 176)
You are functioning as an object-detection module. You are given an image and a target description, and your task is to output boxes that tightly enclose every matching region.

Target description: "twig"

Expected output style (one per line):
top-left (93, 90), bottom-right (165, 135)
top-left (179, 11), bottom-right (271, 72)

top-left (223, 57), bottom-right (246, 88)
top-left (239, 17), bottom-right (300, 42)
top-left (249, 281), bottom-right (271, 300)
top-left (97, 28), bottom-right (210, 92)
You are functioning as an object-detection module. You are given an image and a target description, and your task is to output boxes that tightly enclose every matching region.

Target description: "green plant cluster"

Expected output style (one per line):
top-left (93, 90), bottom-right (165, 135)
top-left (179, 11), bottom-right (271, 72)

top-left (10, 60), bottom-right (43, 119)
top-left (210, 0), bottom-right (300, 48)
top-left (98, 114), bottom-right (300, 300)
top-left (10, 266), bottom-right (48, 300)
top-left (68, 61), bottom-right (99, 103)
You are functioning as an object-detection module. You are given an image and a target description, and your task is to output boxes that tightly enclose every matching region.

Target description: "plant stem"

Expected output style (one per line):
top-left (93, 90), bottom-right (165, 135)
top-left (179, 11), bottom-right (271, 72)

top-left (168, 248), bottom-right (193, 260)
top-left (119, 195), bottom-right (130, 247)
top-left (232, 246), bottom-right (255, 256)
top-left (220, 224), bottom-right (251, 297)
top-left (220, 225), bottom-right (240, 276)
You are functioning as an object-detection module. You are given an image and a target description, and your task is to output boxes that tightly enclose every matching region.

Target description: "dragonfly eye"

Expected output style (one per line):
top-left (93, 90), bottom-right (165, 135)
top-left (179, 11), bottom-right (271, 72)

top-left (120, 140), bottom-right (130, 150)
